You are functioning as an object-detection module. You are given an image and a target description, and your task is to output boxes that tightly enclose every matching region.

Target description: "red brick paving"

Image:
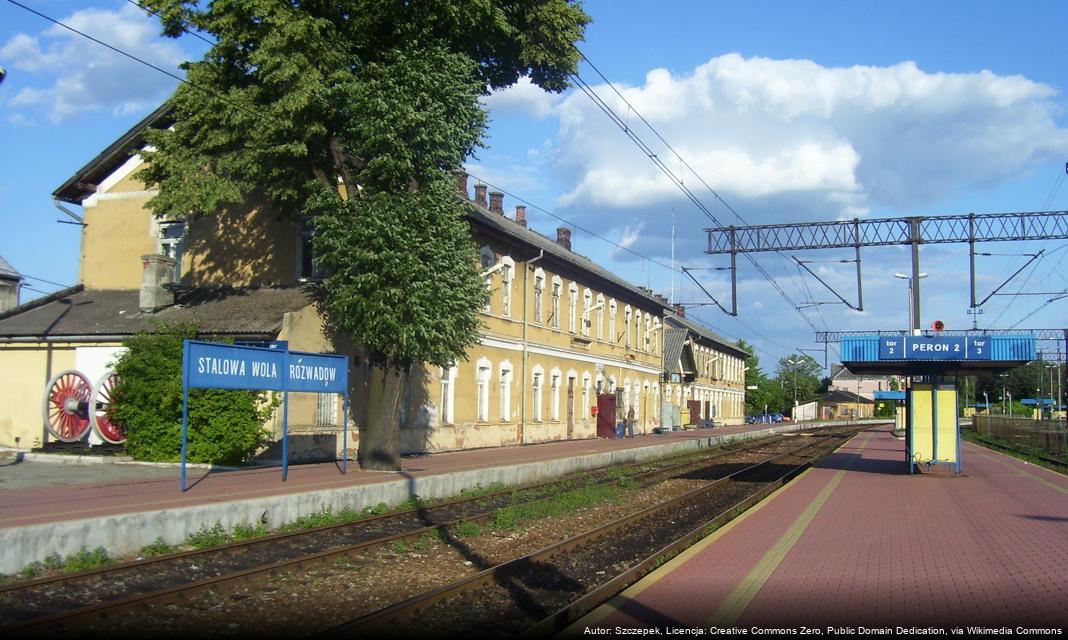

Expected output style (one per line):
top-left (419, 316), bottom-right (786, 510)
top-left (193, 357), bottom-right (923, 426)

top-left (580, 428), bottom-right (1068, 631)
top-left (0, 423), bottom-right (782, 529)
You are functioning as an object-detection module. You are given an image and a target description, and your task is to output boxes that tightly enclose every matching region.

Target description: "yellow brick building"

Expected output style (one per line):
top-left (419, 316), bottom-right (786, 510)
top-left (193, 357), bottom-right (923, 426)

top-left (0, 107), bottom-right (745, 456)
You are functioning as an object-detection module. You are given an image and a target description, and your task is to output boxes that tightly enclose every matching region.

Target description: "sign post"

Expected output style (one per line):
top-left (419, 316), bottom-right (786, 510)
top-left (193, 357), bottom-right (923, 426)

top-left (181, 340), bottom-right (348, 491)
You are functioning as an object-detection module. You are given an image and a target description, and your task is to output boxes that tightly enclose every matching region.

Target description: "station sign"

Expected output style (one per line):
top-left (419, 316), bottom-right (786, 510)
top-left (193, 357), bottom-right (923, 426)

top-left (879, 336), bottom-right (990, 361)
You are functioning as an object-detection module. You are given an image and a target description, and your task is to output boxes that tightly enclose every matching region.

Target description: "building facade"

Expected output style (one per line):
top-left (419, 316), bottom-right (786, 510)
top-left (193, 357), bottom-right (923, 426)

top-left (662, 310), bottom-right (748, 428)
top-left (0, 108), bottom-right (716, 455)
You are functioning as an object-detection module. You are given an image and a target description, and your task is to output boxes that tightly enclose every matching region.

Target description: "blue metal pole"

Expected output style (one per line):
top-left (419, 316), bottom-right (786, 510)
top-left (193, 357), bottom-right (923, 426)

top-left (282, 350), bottom-right (289, 482)
top-left (181, 340), bottom-right (189, 492)
top-left (342, 393), bottom-right (349, 474)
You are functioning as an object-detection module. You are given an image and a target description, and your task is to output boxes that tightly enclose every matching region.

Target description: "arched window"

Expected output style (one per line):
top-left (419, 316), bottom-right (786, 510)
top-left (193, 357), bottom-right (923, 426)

top-left (608, 300), bottom-right (617, 343)
top-left (499, 361), bottom-right (513, 421)
top-left (635, 311), bottom-right (644, 352)
top-left (550, 368), bottom-right (562, 421)
top-left (624, 306), bottom-right (632, 348)
top-left (500, 256), bottom-right (515, 317)
top-left (644, 315), bottom-right (652, 352)
top-left (568, 283), bottom-right (578, 333)
top-left (476, 358), bottom-right (491, 421)
top-left (551, 276), bottom-right (562, 329)
top-left (439, 365), bottom-right (457, 425)
top-left (533, 268), bottom-right (545, 323)
top-left (582, 289), bottom-right (593, 336)
top-left (595, 294), bottom-right (606, 341)
top-left (582, 372), bottom-right (592, 418)
top-left (652, 318), bottom-right (661, 354)
top-left (532, 365), bottom-right (545, 421)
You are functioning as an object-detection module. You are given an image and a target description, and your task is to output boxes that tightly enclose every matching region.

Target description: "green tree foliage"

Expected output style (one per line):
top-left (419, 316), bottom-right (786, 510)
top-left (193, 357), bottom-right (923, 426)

top-left (110, 324), bottom-right (275, 465)
top-left (136, 1), bottom-right (590, 470)
top-left (736, 340), bottom-right (783, 415)
top-left (775, 354), bottom-right (821, 408)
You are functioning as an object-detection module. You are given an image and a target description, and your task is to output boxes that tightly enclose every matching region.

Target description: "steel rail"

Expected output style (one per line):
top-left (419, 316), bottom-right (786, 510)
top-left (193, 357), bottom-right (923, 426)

top-left (313, 428), bottom-right (860, 637)
top-left (1, 434), bottom-right (788, 633)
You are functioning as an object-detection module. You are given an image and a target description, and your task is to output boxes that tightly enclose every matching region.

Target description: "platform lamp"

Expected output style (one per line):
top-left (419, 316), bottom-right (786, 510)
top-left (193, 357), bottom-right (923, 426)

top-left (893, 272), bottom-right (927, 333)
top-left (999, 374), bottom-right (1008, 415)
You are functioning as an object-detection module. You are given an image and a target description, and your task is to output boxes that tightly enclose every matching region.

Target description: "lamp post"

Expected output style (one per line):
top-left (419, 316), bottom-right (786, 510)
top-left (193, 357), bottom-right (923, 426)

top-left (894, 272), bottom-right (928, 333)
top-left (786, 356), bottom-right (803, 408)
top-left (999, 374), bottom-right (1008, 416)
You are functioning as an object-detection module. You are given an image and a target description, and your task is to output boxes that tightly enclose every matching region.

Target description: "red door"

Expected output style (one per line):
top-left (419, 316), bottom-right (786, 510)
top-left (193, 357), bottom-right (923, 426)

top-left (596, 393), bottom-right (616, 438)
top-left (687, 400), bottom-right (702, 426)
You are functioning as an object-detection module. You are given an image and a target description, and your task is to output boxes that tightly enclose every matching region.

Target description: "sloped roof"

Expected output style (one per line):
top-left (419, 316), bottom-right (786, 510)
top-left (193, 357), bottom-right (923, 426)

top-left (0, 255), bottom-right (20, 282)
top-left (467, 203), bottom-right (669, 312)
top-left (0, 286), bottom-right (311, 340)
top-left (663, 311), bottom-right (747, 358)
top-left (821, 389), bottom-right (874, 405)
top-left (663, 328), bottom-right (688, 375)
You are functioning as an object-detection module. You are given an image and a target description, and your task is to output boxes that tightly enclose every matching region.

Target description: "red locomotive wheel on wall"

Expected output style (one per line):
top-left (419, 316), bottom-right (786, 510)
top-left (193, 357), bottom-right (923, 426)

top-left (42, 370), bottom-right (93, 443)
top-left (91, 372), bottom-right (126, 444)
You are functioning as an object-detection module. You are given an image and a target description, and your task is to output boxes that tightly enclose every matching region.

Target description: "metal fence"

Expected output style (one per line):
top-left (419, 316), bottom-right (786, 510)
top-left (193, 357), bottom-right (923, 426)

top-left (973, 415), bottom-right (1068, 458)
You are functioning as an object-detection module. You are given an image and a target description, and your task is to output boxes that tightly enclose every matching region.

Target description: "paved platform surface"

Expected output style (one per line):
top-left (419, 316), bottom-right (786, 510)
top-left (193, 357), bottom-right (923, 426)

top-left (569, 426), bottom-right (1068, 633)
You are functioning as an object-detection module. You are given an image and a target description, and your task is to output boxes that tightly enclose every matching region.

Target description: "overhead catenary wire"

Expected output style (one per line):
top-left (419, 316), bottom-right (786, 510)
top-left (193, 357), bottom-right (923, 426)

top-left (9, 0), bottom-right (803, 361)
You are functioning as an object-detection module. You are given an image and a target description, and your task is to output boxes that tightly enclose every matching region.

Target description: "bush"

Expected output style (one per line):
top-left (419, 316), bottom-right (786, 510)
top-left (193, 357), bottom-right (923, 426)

top-left (109, 324), bottom-right (277, 465)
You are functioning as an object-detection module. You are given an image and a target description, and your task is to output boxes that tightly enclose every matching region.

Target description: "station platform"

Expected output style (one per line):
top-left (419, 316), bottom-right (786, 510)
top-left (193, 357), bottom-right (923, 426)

top-left (568, 426), bottom-right (1068, 633)
top-left (0, 420), bottom-right (856, 575)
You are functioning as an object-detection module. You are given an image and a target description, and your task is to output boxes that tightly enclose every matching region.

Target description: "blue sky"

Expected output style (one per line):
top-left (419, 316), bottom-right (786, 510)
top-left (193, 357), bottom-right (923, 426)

top-left (2, 0), bottom-right (1067, 373)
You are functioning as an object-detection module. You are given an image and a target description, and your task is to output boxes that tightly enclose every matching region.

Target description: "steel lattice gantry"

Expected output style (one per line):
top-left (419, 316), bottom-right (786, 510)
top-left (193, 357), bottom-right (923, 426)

top-left (703, 210), bottom-right (1068, 330)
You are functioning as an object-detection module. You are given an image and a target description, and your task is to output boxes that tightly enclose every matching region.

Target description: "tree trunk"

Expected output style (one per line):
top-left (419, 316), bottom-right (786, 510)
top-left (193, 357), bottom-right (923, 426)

top-left (358, 366), bottom-right (406, 471)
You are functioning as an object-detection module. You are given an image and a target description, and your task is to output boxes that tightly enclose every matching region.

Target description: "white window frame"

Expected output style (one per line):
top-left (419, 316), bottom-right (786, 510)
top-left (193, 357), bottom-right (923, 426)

top-left (582, 372), bottom-right (592, 418)
top-left (551, 276), bottom-right (562, 329)
top-left (624, 306), bottom-right (632, 348)
top-left (568, 283), bottom-right (578, 333)
top-left (476, 358), bottom-right (491, 422)
top-left (499, 362), bottom-right (513, 421)
top-left (440, 365), bottom-right (457, 425)
top-left (532, 366), bottom-right (544, 422)
top-left (551, 368), bottom-right (562, 421)
top-left (595, 294), bottom-right (605, 341)
top-left (533, 268), bottom-right (545, 324)
top-left (608, 300), bottom-right (617, 344)
top-left (500, 256), bottom-right (515, 317)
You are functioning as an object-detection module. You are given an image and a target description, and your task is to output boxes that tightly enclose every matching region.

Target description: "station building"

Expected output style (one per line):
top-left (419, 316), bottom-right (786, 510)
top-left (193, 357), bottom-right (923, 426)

top-left (0, 106), bottom-right (746, 456)
top-left (662, 310), bottom-right (748, 427)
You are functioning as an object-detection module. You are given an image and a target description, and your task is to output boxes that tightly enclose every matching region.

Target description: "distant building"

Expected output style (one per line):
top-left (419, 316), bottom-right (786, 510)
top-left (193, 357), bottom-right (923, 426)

top-left (662, 308), bottom-right (748, 428)
top-left (0, 255), bottom-right (21, 313)
top-left (827, 363), bottom-right (897, 401)
top-left (820, 389), bottom-right (874, 420)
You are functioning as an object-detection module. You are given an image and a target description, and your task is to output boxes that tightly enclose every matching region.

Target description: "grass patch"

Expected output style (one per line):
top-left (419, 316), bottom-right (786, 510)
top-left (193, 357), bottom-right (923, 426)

top-left (139, 537), bottom-right (176, 558)
top-left (231, 523), bottom-right (269, 541)
top-left (453, 521), bottom-right (481, 537)
top-left (187, 523), bottom-right (228, 549)
top-left (492, 481), bottom-right (630, 530)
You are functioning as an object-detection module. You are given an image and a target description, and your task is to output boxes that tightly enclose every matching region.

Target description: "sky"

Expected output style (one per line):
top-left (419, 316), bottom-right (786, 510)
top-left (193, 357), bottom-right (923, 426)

top-left (1, 0), bottom-right (1067, 375)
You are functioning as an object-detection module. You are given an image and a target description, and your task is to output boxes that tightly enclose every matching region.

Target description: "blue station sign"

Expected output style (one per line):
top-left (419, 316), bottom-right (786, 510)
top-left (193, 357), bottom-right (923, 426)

top-left (879, 335), bottom-right (991, 361)
top-left (180, 340), bottom-right (350, 491)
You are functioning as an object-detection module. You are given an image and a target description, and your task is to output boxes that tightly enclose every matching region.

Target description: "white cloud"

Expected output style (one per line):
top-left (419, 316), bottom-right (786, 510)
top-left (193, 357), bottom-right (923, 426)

top-left (482, 76), bottom-right (563, 120)
top-left (553, 53), bottom-right (1068, 218)
top-left (0, 4), bottom-right (190, 122)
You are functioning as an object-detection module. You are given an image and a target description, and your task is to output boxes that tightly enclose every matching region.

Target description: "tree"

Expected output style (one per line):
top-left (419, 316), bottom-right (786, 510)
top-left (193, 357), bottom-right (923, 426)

top-left (775, 354), bottom-right (821, 408)
top-left (737, 340), bottom-right (782, 415)
top-left (137, 1), bottom-right (590, 470)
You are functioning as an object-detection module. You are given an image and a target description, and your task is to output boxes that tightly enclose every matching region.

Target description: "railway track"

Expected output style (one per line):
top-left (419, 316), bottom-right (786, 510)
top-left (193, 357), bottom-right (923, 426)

top-left (313, 426), bottom-right (861, 638)
top-left (0, 432), bottom-right (794, 633)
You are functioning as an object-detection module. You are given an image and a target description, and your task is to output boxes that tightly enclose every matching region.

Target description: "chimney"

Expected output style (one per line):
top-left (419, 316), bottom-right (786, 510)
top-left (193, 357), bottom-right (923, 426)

top-left (654, 293), bottom-right (669, 305)
top-left (515, 205), bottom-right (527, 227)
top-left (556, 227), bottom-right (572, 251)
top-left (673, 304), bottom-right (686, 317)
top-left (489, 191), bottom-right (504, 214)
top-left (474, 183), bottom-right (488, 208)
top-left (140, 254), bottom-right (176, 313)
top-left (454, 171), bottom-right (469, 199)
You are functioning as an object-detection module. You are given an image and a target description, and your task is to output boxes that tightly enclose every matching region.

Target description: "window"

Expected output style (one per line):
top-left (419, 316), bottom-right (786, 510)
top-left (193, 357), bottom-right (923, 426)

top-left (532, 367), bottom-right (544, 421)
top-left (608, 300), bottom-right (617, 343)
top-left (568, 283), bottom-right (578, 333)
top-left (596, 294), bottom-right (605, 341)
top-left (551, 370), bottom-right (561, 421)
top-left (297, 217), bottom-right (325, 280)
top-left (644, 315), bottom-right (652, 352)
top-left (652, 319), bottom-right (660, 354)
top-left (624, 306), bottom-right (632, 348)
top-left (315, 393), bottom-right (338, 427)
top-left (440, 366), bottom-right (456, 424)
top-left (533, 269), bottom-right (545, 323)
top-left (582, 290), bottom-right (592, 336)
top-left (582, 373), bottom-right (592, 418)
top-left (500, 256), bottom-right (515, 317)
top-left (635, 312), bottom-right (644, 352)
top-left (551, 277), bottom-right (562, 329)
top-left (158, 219), bottom-right (186, 282)
top-left (499, 362), bottom-right (513, 421)
top-left (476, 359), bottom-right (491, 421)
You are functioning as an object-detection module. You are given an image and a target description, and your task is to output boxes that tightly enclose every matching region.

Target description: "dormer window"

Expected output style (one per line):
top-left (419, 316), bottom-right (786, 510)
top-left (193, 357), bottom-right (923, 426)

top-left (158, 220), bottom-right (186, 282)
